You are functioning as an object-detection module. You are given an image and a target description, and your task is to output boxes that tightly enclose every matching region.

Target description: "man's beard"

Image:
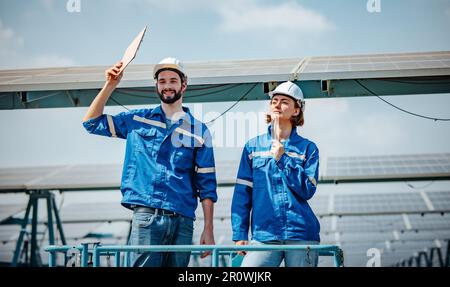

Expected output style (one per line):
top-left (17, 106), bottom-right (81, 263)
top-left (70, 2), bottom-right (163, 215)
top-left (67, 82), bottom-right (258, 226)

top-left (157, 88), bottom-right (183, 104)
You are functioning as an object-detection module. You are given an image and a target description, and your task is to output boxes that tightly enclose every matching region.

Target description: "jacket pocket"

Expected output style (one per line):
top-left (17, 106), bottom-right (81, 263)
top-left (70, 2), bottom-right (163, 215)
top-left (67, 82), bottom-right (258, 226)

top-left (252, 157), bottom-right (270, 169)
top-left (174, 143), bottom-right (195, 170)
top-left (133, 128), bottom-right (157, 152)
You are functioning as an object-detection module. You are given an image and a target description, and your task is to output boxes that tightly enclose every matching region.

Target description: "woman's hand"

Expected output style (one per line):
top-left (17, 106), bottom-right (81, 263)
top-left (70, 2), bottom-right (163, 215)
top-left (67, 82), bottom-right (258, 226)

top-left (271, 140), bottom-right (285, 161)
top-left (235, 240), bottom-right (248, 256)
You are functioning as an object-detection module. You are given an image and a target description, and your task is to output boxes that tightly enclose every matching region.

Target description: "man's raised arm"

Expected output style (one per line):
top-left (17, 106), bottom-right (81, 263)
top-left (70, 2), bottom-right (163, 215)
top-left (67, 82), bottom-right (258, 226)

top-left (82, 61), bottom-right (123, 122)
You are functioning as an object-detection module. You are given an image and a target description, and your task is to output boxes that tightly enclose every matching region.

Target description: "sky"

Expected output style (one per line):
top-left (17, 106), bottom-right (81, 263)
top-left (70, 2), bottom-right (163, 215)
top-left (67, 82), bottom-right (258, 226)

top-left (0, 0), bottom-right (450, 168)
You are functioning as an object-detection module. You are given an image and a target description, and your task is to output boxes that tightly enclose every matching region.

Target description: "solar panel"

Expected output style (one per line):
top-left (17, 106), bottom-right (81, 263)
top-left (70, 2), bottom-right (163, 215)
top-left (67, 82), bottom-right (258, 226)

top-left (0, 58), bottom-right (301, 92)
top-left (333, 193), bottom-right (429, 214)
top-left (0, 165), bottom-right (122, 191)
top-left (322, 231), bottom-right (394, 243)
top-left (301, 51), bottom-right (450, 80)
top-left (0, 225), bottom-right (20, 242)
top-left (324, 153), bottom-right (450, 181)
top-left (308, 195), bottom-right (329, 214)
top-left (408, 213), bottom-right (450, 230)
top-left (0, 204), bottom-right (26, 222)
top-left (427, 191), bottom-right (450, 210)
top-left (333, 215), bottom-right (405, 233)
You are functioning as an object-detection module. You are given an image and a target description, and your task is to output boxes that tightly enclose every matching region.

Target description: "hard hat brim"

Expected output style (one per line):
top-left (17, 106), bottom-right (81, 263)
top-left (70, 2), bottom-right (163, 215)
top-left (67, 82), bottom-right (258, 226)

top-left (153, 64), bottom-right (185, 79)
top-left (269, 91), bottom-right (300, 101)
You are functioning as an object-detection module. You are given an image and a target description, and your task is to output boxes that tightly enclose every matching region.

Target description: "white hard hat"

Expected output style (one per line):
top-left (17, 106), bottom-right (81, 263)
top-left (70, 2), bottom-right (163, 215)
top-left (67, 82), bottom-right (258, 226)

top-left (153, 57), bottom-right (186, 80)
top-left (269, 81), bottom-right (305, 112)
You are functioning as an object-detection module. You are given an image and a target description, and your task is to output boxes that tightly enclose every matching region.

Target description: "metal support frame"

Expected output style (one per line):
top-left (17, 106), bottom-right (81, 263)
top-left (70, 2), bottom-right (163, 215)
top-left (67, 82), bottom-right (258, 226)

top-left (393, 240), bottom-right (450, 267)
top-left (11, 190), bottom-right (66, 266)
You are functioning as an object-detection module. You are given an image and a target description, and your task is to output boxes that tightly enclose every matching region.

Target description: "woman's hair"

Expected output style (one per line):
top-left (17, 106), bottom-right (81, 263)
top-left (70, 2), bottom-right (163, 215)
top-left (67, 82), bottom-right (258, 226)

top-left (266, 98), bottom-right (304, 127)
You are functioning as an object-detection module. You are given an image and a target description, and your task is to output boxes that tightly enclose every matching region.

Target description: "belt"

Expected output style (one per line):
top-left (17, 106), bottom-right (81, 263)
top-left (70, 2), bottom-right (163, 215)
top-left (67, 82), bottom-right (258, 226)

top-left (133, 206), bottom-right (179, 217)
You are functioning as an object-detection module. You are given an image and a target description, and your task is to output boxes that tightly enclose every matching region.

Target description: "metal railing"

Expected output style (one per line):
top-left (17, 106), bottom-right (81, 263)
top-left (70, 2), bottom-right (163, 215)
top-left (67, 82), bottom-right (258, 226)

top-left (44, 243), bottom-right (344, 267)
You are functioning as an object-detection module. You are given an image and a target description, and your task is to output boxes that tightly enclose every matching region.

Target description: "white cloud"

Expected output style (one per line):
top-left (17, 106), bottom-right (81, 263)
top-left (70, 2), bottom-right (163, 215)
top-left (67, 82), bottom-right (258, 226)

top-left (134, 0), bottom-right (334, 34)
top-left (0, 19), bottom-right (76, 69)
top-left (216, 0), bottom-right (335, 33)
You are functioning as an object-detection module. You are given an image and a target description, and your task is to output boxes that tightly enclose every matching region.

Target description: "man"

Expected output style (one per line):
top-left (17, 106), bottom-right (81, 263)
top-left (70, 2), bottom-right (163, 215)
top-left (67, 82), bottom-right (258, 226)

top-left (82, 57), bottom-right (217, 267)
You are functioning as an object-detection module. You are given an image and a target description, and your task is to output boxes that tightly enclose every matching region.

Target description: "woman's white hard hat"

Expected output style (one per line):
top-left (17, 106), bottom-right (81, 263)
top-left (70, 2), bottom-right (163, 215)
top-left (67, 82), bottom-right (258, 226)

top-left (269, 81), bottom-right (305, 112)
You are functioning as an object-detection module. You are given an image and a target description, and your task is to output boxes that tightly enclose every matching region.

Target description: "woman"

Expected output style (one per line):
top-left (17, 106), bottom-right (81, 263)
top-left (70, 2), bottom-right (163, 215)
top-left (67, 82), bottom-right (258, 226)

top-left (231, 81), bottom-right (320, 267)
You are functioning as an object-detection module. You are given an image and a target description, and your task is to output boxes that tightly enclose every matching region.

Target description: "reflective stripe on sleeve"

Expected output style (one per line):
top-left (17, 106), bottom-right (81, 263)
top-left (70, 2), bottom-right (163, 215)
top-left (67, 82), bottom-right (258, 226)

top-left (236, 178), bottom-right (253, 188)
top-left (196, 167), bottom-right (216, 174)
top-left (132, 115), bottom-right (166, 129)
top-left (107, 115), bottom-right (117, 138)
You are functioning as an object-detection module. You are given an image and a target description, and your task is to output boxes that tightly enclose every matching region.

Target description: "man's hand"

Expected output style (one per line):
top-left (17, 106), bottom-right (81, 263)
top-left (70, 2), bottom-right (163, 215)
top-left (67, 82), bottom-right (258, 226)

top-left (82, 61), bottom-right (124, 122)
top-left (105, 61), bottom-right (124, 88)
top-left (199, 228), bottom-right (215, 258)
top-left (271, 140), bottom-right (285, 161)
top-left (235, 240), bottom-right (248, 256)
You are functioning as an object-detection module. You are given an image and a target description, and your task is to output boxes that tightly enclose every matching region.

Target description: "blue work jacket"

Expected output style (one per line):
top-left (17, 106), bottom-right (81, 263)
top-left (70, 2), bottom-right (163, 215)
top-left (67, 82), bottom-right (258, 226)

top-left (232, 125), bottom-right (320, 242)
top-left (83, 106), bottom-right (217, 219)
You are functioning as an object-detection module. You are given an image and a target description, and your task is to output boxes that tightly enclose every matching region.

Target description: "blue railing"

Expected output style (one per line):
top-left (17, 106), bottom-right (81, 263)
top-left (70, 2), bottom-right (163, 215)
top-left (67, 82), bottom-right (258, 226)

top-left (44, 243), bottom-right (344, 267)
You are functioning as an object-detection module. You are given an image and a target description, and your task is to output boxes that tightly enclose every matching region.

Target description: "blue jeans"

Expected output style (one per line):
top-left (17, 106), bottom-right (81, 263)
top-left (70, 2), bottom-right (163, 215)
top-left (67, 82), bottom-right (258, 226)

top-left (128, 210), bottom-right (194, 267)
top-left (241, 240), bottom-right (320, 267)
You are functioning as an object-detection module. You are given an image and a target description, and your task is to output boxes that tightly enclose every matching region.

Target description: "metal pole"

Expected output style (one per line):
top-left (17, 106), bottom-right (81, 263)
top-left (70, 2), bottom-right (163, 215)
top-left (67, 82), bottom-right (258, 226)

top-left (30, 195), bottom-right (39, 266)
top-left (11, 193), bottom-right (34, 266)
top-left (48, 251), bottom-right (56, 267)
top-left (46, 193), bottom-right (56, 267)
top-left (93, 244), bottom-right (101, 267)
top-left (115, 251), bottom-right (121, 267)
top-left (228, 252), bottom-right (233, 267)
top-left (333, 250), bottom-right (340, 267)
top-left (123, 250), bottom-right (130, 267)
top-left (212, 248), bottom-right (219, 267)
top-left (81, 243), bottom-right (89, 267)
top-left (52, 196), bottom-right (66, 245)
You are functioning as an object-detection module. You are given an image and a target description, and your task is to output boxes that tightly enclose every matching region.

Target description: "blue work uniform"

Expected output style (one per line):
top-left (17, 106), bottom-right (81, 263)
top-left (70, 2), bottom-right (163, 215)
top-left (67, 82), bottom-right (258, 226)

top-left (232, 125), bottom-right (320, 242)
top-left (82, 105), bottom-right (218, 219)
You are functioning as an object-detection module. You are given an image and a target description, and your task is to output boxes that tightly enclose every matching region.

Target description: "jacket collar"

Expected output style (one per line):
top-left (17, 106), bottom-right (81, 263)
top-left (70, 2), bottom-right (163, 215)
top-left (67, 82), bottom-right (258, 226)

top-left (149, 105), bottom-right (192, 124)
top-left (267, 124), bottom-right (302, 143)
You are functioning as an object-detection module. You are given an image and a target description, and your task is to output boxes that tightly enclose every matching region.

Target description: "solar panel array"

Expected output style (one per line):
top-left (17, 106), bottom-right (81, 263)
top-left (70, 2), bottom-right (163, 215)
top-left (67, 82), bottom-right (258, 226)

top-left (1, 188), bottom-right (449, 266)
top-left (1, 51), bottom-right (449, 92)
top-left (0, 153), bottom-right (450, 266)
top-left (2, 153), bottom-right (449, 192)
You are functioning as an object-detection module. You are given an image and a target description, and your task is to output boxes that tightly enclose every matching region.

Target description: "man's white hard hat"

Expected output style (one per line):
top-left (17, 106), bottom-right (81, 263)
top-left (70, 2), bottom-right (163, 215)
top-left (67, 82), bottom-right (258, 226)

top-left (269, 81), bottom-right (305, 112)
top-left (153, 57), bottom-right (186, 80)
